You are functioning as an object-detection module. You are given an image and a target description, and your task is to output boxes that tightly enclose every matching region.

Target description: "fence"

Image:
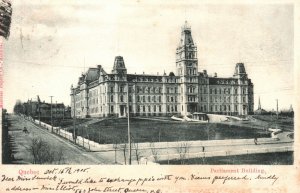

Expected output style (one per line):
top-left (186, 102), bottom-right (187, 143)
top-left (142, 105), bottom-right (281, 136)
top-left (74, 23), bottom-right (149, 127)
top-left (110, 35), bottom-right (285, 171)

top-left (148, 145), bottom-right (293, 162)
top-left (33, 119), bottom-right (293, 160)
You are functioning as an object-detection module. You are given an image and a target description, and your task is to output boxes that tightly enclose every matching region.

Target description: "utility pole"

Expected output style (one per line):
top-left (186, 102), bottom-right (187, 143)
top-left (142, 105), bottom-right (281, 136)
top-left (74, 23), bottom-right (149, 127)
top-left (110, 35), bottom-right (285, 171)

top-left (50, 96), bottom-right (54, 133)
top-left (73, 91), bottom-right (76, 144)
top-left (127, 83), bottom-right (131, 165)
top-left (276, 99), bottom-right (279, 120)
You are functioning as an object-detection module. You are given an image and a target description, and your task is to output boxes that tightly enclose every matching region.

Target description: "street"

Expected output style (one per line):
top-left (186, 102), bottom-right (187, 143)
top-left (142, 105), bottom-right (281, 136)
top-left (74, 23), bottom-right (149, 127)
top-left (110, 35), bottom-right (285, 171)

top-left (7, 114), bottom-right (115, 164)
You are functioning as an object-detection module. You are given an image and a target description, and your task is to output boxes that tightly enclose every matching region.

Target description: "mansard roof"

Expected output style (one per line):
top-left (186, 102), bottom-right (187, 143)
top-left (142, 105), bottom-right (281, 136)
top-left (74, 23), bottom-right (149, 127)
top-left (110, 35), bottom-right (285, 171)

top-left (85, 68), bottom-right (99, 83)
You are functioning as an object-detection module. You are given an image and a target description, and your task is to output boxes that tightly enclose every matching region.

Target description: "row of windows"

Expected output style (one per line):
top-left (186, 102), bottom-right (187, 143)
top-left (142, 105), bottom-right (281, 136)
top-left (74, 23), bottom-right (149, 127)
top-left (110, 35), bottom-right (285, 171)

top-left (110, 85), bottom-right (127, 93)
top-left (200, 105), bottom-right (239, 112)
top-left (137, 95), bottom-right (161, 103)
top-left (137, 86), bottom-right (162, 94)
top-left (209, 96), bottom-right (235, 103)
top-left (207, 87), bottom-right (248, 95)
top-left (137, 105), bottom-right (162, 113)
top-left (209, 105), bottom-right (238, 112)
top-left (84, 103), bottom-right (247, 115)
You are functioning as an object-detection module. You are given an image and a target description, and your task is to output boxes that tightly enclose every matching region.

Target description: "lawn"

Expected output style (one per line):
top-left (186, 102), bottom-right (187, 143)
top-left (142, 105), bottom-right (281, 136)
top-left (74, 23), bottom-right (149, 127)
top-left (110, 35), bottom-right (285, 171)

top-left (252, 115), bottom-right (294, 131)
top-left (66, 118), bottom-right (271, 144)
top-left (39, 118), bottom-right (90, 127)
top-left (159, 151), bottom-right (293, 165)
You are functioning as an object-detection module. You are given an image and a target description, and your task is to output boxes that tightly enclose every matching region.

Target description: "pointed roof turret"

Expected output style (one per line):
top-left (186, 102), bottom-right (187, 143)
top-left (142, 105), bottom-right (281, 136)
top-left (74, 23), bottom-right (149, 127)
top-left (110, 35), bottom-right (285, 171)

top-left (233, 63), bottom-right (248, 79)
top-left (112, 56), bottom-right (127, 74)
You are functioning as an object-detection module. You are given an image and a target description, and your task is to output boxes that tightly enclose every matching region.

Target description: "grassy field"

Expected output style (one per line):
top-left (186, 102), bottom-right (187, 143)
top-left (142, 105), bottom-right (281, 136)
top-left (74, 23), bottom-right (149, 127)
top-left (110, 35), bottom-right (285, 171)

top-left (252, 115), bottom-right (294, 131)
top-left (40, 118), bottom-right (90, 127)
top-left (159, 151), bottom-right (293, 165)
top-left (66, 118), bottom-right (271, 144)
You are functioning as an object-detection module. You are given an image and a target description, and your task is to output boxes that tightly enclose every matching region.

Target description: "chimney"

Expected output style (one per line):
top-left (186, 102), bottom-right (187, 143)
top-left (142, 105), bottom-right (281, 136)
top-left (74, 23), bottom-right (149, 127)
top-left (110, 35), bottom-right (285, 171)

top-left (214, 73), bottom-right (217, 77)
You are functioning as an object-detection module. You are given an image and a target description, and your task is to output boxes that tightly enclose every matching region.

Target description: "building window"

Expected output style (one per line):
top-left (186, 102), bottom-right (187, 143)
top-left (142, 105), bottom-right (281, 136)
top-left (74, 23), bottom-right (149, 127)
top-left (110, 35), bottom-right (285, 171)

top-left (137, 96), bottom-right (140, 102)
top-left (129, 95), bottom-right (132, 102)
top-left (159, 105), bottom-right (162, 112)
top-left (120, 86), bottom-right (124, 92)
top-left (120, 95), bottom-right (124, 102)
top-left (111, 105), bottom-right (114, 113)
top-left (167, 105), bottom-right (170, 112)
top-left (154, 105), bottom-right (156, 112)
top-left (148, 96), bottom-right (151, 102)
top-left (110, 87), bottom-right (114, 93)
top-left (159, 96), bottom-right (161, 102)
top-left (175, 105), bottom-right (177, 112)
top-left (143, 106), bottom-right (145, 112)
top-left (143, 96), bottom-right (145, 102)
top-left (110, 95), bottom-right (114, 102)
top-left (148, 106), bottom-right (151, 112)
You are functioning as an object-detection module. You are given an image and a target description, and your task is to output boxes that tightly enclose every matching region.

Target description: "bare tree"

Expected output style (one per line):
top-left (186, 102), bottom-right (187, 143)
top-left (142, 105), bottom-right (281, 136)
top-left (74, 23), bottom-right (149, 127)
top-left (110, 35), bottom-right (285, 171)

top-left (176, 142), bottom-right (191, 165)
top-left (132, 137), bottom-right (141, 164)
top-left (149, 142), bottom-right (158, 162)
top-left (113, 141), bottom-right (118, 164)
top-left (26, 137), bottom-right (64, 164)
top-left (121, 143), bottom-right (127, 165)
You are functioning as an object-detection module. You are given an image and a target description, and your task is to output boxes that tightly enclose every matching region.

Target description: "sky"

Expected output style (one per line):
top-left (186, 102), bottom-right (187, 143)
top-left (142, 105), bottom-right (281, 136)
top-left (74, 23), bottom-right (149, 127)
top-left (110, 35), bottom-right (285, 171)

top-left (3, 0), bottom-right (294, 112)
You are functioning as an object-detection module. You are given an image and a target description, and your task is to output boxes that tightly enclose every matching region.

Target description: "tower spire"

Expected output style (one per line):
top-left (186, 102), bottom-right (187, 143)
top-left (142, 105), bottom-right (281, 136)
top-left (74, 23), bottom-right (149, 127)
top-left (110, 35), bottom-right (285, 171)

top-left (258, 96), bottom-right (261, 110)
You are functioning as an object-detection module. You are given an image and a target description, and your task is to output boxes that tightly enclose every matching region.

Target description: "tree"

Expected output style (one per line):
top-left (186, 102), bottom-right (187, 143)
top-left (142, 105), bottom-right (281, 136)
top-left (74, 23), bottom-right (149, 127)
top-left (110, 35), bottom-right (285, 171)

top-left (132, 137), bottom-right (142, 164)
top-left (149, 142), bottom-right (158, 162)
top-left (25, 137), bottom-right (64, 164)
top-left (121, 143), bottom-right (127, 165)
top-left (13, 100), bottom-right (25, 114)
top-left (113, 141), bottom-right (118, 164)
top-left (176, 142), bottom-right (191, 165)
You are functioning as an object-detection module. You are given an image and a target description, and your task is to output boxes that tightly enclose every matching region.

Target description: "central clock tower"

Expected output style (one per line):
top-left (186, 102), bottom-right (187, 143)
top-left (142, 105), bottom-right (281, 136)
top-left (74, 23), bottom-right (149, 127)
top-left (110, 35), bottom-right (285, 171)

top-left (176, 21), bottom-right (199, 115)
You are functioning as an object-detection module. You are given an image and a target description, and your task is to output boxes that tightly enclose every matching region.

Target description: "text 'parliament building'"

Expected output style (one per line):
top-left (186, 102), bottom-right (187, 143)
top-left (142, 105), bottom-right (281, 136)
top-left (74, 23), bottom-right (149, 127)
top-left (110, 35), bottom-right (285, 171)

top-left (71, 21), bottom-right (254, 118)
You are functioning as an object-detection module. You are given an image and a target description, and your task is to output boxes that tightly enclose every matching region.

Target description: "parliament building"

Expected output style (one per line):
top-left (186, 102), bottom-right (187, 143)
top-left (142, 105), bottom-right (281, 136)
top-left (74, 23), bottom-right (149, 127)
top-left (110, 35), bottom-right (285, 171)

top-left (71, 22), bottom-right (254, 118)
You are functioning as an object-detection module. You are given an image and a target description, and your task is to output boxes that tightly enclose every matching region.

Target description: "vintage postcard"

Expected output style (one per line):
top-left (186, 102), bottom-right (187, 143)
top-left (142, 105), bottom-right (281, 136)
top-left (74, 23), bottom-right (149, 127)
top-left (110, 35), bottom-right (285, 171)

top-left (0, 0), bottom-right (299, 192)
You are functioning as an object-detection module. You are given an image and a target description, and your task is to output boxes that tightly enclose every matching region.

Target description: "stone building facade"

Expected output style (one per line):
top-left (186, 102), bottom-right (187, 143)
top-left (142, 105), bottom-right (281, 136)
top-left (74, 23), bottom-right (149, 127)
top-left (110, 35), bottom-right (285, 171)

top-left (71, 22), bottom-right (254, 118)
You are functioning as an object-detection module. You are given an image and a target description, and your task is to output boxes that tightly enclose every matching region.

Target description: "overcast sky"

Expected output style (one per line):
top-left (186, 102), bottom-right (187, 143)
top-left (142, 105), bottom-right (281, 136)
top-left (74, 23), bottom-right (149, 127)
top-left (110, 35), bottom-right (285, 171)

top-left (3, 0), bottom-right (294, 112)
